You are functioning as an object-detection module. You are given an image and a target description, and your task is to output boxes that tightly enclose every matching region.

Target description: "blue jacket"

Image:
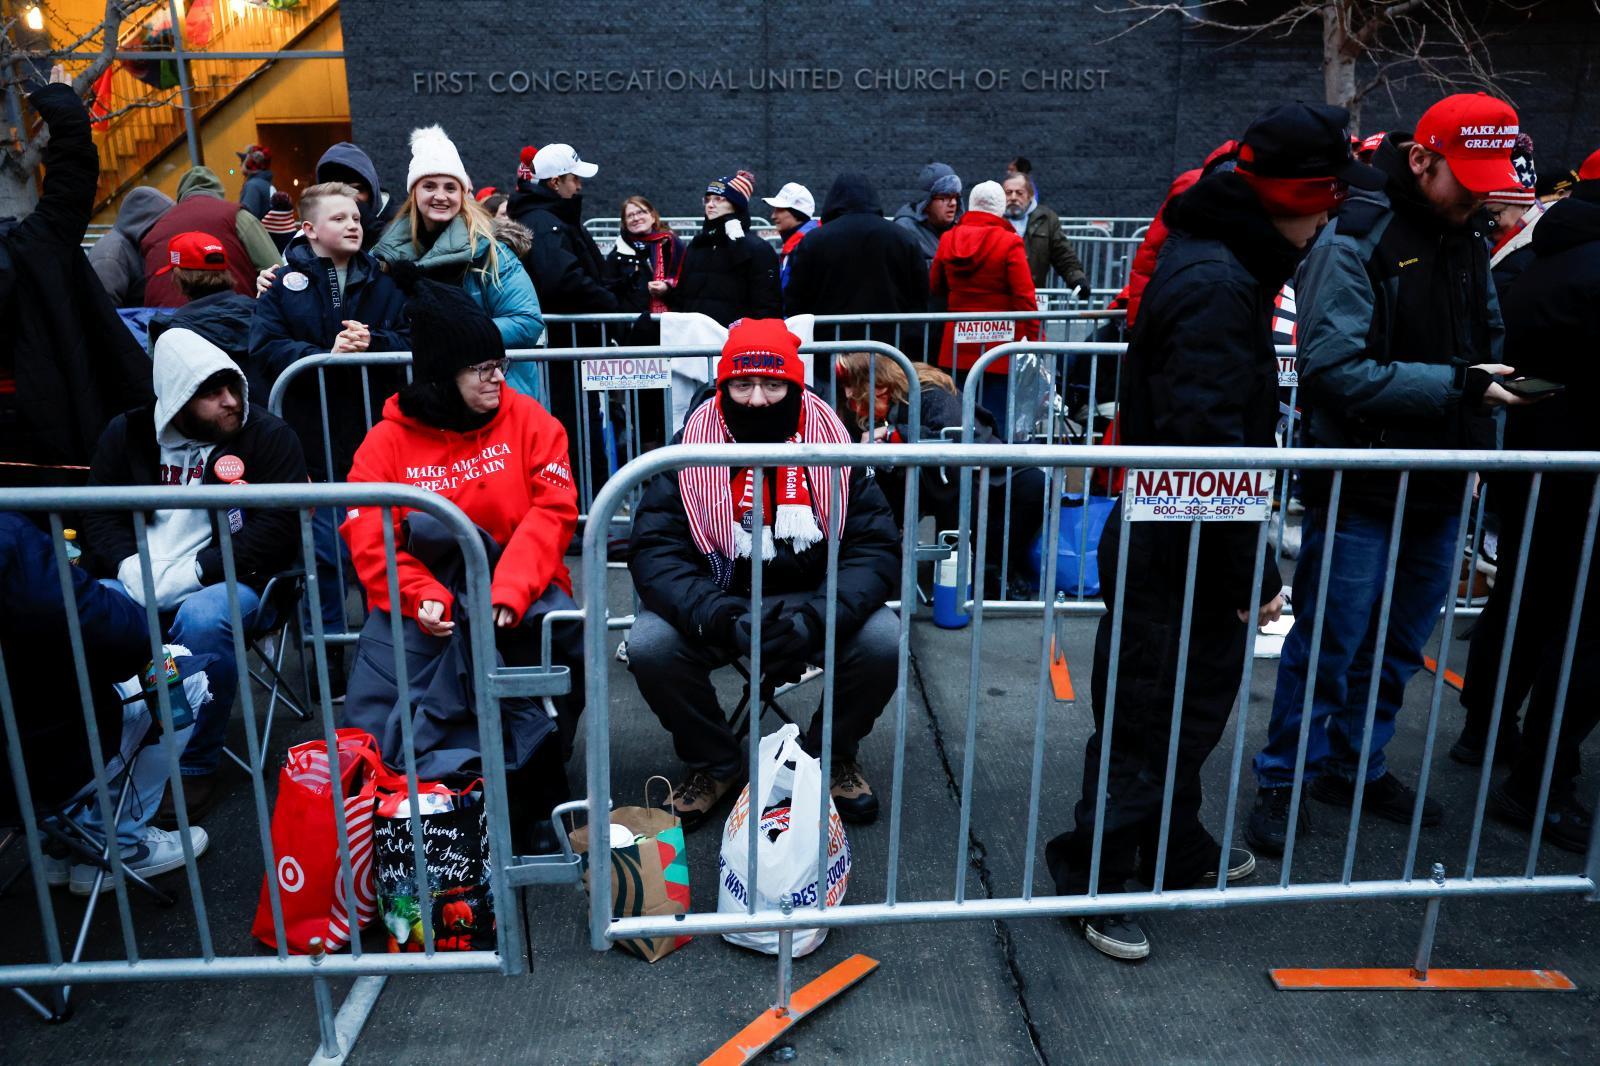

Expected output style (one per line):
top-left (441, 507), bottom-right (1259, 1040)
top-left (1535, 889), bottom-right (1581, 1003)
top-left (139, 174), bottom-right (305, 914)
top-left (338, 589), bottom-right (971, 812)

top-left (250, 238), bottom-right (410, 480)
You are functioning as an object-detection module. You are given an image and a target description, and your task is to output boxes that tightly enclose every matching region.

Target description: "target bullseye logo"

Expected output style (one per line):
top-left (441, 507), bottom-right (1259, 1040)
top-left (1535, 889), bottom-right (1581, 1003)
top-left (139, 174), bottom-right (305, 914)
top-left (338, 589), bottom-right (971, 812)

top-left (277, 856), bottom-right (305, 893)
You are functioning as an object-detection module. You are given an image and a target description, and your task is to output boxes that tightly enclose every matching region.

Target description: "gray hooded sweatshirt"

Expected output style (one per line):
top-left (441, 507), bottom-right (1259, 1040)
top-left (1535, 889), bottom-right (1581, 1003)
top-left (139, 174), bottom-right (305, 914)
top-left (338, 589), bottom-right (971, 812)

top-left (88, 186), bottom-right (174, 307)
top-left (116, 328), bottom-right (249, 610)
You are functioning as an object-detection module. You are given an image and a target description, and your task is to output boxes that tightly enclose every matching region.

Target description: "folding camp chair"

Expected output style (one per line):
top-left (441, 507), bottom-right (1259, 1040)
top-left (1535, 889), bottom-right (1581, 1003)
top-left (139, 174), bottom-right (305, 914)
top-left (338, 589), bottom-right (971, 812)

top-left (223, 569), bottom-right (313, 774)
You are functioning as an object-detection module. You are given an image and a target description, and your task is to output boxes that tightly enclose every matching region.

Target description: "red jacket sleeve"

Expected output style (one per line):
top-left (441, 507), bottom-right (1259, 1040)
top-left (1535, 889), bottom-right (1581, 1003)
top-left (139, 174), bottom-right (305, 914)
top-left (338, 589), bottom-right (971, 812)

top-left (1007, 239), bottom-right (1040, 342)
top-left (490, 405), bottom-right (578, 619)
top-left (340, 428), bottom-right (454, 625)
top-left (1125, 168), bottom-right (1197, 329)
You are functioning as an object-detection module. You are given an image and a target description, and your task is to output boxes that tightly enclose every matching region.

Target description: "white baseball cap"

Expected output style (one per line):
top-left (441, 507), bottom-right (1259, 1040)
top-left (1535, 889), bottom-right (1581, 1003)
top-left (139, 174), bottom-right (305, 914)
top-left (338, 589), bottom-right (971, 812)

top-left (532, 143), bottom-right (599, 181)
top-left (761, 181), bottom-right (816, 217)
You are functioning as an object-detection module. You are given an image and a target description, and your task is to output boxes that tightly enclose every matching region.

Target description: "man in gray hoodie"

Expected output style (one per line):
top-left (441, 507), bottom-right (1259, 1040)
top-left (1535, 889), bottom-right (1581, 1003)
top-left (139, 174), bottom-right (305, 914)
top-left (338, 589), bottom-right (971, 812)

top-left (88, 186), bottom-right (174, 307)
top-left (85, 329), bottom-right (306, 819)
top-left (893, 161), bottom-right (963, 270)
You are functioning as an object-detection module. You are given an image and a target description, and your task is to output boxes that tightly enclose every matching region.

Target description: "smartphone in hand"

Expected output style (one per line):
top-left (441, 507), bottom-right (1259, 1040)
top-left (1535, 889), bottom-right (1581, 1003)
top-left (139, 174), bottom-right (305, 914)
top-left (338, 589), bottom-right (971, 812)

top-left (1502, 378), bottom-right (1566, 400)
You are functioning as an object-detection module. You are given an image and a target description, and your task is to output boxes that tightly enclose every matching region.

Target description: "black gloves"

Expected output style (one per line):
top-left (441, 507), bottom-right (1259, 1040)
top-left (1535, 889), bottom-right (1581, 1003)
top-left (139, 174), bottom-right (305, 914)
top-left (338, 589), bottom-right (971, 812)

top-left (730, 601), bottom-right (819, 687)
top-left (1461, 366), bottom-right (1495, 409)
top-left (1071, 277), bottom-right (1091, 300)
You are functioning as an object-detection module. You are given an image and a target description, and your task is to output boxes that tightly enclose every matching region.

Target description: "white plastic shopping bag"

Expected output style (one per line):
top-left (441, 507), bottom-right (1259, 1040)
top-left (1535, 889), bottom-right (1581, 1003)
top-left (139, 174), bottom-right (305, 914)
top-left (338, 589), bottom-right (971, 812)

top-left (716, 724), bottom-right (851, 956)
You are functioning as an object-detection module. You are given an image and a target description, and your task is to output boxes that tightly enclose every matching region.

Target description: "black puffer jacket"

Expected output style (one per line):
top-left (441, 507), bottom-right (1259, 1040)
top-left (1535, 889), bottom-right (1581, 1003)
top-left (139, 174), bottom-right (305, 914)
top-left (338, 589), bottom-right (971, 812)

top-left (0, 83), bottom-right (151, 478)
top-left (629, 400), bottom-right (901, 642)
top-left (668, 214), bottom-right (782, 325)
top-left (785, 173), bottom-right (929, 322)
top-left (1115, 171), bottom-right (1291, 611)
top-left (508, 180), bottom-right (618, 314)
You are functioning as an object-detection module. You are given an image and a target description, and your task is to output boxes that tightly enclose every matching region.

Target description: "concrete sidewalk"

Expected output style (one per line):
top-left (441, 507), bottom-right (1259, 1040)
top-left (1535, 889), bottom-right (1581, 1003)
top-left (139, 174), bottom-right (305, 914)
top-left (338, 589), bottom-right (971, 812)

top-left (4, 607), bottom-right (1596, 1064)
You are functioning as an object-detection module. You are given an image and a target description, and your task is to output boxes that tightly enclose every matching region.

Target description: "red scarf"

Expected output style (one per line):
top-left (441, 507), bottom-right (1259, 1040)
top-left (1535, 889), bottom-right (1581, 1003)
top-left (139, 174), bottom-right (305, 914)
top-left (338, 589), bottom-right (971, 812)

top-left (678, 390), bottom-right (851, 580)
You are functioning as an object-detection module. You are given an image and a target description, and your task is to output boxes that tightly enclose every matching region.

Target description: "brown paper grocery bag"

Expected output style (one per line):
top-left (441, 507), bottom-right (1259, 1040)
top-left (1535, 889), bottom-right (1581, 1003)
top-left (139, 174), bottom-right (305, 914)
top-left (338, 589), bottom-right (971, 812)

top-left (570, 778), bottom-right (691, 962)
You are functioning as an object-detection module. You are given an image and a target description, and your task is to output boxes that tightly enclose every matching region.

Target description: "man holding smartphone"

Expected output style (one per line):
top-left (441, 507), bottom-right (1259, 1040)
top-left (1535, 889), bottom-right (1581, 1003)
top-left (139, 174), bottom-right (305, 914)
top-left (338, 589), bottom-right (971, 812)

top-left (1247, 94), bottom-right (1532, 853)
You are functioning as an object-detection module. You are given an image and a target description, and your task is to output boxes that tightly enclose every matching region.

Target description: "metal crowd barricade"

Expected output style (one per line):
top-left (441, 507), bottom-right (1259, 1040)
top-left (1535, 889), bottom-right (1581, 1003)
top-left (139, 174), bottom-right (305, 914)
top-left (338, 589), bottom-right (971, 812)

top-left (580, 441), bottom-right (1600, 1016)
top-left (0, 484), bottom-right (578, 1056)
top-left (582, 216), bottom-right (775, 245)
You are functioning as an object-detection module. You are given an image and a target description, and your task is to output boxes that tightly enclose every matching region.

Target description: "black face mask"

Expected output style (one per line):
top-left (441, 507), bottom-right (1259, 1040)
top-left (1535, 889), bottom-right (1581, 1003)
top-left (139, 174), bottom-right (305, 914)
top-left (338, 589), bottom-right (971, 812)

top-left (397, 381), bottom-right (495, 434)
top-left (718, 385), bottom-right (801, 444)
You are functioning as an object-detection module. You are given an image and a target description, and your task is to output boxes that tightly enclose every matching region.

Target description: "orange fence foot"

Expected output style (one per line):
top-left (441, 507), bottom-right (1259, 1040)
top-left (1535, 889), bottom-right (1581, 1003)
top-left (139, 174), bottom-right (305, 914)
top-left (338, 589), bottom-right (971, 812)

top-left (1421, 655), bottom-right (1465, 691)
top-left (1270, 967), bottom-right (1575, 992)
top-left (701, 954), bottom-right (879, 1066)
top-left (1050, 638), bottom-right (1075, 702)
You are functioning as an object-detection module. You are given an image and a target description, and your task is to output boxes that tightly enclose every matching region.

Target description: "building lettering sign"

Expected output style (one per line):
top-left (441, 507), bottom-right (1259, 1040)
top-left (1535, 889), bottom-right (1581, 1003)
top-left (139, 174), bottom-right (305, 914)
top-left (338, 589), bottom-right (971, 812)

top-left (412, 66), bottom-right (1113, 96)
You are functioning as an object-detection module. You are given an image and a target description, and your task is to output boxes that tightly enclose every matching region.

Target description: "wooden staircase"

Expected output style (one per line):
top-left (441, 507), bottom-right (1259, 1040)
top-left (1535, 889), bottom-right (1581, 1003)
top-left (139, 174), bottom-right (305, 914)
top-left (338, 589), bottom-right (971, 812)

top-left (92, 0), bottom-right (340, 210)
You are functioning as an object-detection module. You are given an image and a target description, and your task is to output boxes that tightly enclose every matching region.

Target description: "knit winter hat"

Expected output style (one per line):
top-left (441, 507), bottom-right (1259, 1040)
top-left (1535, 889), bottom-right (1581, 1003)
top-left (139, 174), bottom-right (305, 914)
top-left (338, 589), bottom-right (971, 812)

top-left (968, 181), bottom-right (1006, 217)
top-left (716, 318), bottom-right (804, 388)
top-left (405, 125), bottom-right (472, 194)
top-left (706, 170), bottom-right (755, 214)
top-left (917, 162), bottom-right (962, 201)
top-left (517, 145), bottom-right (539, 183)
top-left (262, 192), bottom-right (298, 236)
top-left (406, 279), bottom-right (504, 384)
top-left (237, 143), bottom-right (270, 172)
top-left (1486, 133), bottom-right (1539, 206)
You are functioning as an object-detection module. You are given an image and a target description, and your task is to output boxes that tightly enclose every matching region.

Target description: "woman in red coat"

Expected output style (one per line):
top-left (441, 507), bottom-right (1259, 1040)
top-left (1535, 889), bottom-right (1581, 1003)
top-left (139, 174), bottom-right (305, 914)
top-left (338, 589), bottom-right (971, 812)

top-left (929, 180), bottom-right (1041, 425)
top-left (340, 279), bottom-right (581, 847)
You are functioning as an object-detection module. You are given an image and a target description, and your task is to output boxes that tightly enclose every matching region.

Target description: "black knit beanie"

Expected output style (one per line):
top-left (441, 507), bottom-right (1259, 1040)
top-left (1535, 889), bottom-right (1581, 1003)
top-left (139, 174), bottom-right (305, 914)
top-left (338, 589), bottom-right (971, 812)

top-left (406, 278), bottom-right (504, 385)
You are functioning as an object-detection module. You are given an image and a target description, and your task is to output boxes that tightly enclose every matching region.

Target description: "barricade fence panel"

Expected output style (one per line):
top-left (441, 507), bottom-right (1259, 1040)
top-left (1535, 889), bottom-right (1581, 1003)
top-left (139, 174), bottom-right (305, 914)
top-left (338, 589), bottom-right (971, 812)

top-left (0, 484), bottom-right (575, 1011)
top-left (268, 332), bottom-right (1500, 623)
top-left (581, 443), bottom-right (1600, 954)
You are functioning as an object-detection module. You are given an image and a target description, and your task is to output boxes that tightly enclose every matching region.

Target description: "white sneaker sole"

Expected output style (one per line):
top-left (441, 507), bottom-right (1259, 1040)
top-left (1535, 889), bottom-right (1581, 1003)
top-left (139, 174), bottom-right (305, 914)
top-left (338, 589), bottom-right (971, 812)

top-left (69, 830), bottom-right (210, 896)
top-left (1080, 920), bottom-right (1151, 961)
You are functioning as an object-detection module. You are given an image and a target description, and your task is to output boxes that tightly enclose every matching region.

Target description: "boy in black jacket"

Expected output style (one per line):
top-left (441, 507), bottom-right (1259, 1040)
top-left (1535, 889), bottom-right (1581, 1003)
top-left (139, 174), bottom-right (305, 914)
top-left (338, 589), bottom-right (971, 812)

top-left (1044, 105), bottom-right (1383, 963)
top-left (251, 181), bottom-right (408, 665)
top-left (85, 328), bottom-right (307, 819)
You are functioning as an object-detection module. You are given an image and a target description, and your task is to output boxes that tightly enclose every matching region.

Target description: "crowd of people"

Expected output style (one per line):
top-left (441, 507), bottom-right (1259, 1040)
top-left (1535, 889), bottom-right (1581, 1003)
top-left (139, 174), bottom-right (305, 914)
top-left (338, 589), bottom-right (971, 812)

top-left (1, 62), bottom-right (1597, 966)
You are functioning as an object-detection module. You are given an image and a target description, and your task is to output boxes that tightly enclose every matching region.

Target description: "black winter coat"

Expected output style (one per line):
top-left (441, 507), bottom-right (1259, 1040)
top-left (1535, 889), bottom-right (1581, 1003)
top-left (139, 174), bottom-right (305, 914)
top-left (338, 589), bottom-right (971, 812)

top-left (1499, 191), bottom-right (1600, 509)
top-left (83, 403), bottom-right (308, 591)
top-left (508, 181), bottom-right (618, 314)
top-left (629, 407), bottom-right (901, 643)
top-left (0, 83), bottom-right (151, 478)
top-left (1117, 171), bottom-right (1290, 611)
top-left (854, 383), bottom-right (1003, 533)
top-left (0, 512), bottom-right (151, 820)
top-left (785, 173), bottom-right (929, 341)
top-left (249, 239), bottom-right (409, 481)
top-left (149, 291), bottom-right (257, 373)
top-left (668, 214), bottom-right (782, 325)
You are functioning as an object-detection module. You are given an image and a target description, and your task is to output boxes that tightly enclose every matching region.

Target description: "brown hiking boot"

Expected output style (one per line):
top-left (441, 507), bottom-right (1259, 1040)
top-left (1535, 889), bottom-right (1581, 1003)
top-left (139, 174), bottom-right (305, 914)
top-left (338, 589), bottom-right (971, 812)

top-left (671, 770), bottom-right (736, 830)
top-left (830, 760), bottom-right (879, 825)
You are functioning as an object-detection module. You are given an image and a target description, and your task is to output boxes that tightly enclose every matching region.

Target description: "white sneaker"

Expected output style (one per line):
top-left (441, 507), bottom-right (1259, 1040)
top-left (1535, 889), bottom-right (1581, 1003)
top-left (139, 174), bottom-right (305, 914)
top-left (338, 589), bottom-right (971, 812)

top-left (40, 849), bottom-right (70, 888)
top-left (70, 824), bottom-right (209, 896)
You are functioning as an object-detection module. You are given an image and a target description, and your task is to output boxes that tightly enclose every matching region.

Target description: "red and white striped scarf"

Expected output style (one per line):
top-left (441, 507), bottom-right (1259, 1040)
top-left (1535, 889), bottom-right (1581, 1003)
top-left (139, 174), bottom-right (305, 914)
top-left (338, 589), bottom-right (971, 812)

top-left (678, 390), bottom-right (851, 578)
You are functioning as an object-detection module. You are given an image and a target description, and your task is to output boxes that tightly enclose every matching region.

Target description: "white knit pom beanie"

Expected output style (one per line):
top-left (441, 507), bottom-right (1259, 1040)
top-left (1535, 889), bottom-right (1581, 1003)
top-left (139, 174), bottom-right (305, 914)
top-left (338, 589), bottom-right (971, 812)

top-left (405, 125), bottom-right (472, 194)
top-left (968, 180), bottom-right (1006, 217)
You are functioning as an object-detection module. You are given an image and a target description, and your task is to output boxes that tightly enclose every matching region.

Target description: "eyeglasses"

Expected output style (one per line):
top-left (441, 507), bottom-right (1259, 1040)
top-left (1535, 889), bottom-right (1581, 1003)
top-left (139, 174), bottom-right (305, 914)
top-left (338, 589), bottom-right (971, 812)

top-left (930, 194), bottom-right (961, 205)
top-left (725, 378), bottom-right (790, 398)
top-left (468, 358), bottom-right (508, 382)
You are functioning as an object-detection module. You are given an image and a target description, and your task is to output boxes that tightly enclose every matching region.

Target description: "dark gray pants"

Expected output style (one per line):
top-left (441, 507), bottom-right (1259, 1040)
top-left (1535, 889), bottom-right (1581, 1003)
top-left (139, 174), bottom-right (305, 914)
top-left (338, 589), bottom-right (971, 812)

top-left (627, 596), bottom-right (900, 779)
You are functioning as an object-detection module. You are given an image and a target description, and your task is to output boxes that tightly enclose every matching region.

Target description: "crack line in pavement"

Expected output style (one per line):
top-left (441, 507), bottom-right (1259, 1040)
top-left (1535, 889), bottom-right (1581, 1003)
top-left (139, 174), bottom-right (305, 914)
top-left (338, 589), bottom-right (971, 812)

top-left (909, 648), bottom-right (1050, 1066)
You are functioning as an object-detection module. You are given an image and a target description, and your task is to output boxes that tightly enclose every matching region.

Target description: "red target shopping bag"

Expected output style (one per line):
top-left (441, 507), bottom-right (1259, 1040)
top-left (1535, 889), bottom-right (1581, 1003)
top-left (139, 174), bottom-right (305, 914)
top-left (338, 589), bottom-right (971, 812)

top-left (251, 729), bottom-right (382, 952)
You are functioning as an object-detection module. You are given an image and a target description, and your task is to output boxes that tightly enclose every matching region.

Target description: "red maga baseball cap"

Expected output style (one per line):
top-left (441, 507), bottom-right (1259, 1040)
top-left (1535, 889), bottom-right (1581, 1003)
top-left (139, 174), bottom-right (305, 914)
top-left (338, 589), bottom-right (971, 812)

top-left (1578, 147), bottom-right (1600, 182)
top-left (717, 318), bottom-right (804, 387)
top-left (154, 231), bottom-right (227, 275)
top-left (1413, 93), bottom-right (1521, 195)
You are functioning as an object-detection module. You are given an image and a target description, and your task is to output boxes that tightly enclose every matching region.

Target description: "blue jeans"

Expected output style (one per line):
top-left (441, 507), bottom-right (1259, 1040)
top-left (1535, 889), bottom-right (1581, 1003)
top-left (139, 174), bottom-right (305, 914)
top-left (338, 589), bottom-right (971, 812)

top-left (1253, 506), bottom-right (1459, 787)
top-left (310, 505), bottom-right (353, 633)
top-left (168, 582), bottom-right (265, 776)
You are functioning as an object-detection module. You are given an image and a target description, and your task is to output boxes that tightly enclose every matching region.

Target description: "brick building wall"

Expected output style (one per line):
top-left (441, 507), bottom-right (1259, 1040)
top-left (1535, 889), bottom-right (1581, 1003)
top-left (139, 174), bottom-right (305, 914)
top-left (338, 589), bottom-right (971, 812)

top-left (340, 1), bottom-right (1599, 220)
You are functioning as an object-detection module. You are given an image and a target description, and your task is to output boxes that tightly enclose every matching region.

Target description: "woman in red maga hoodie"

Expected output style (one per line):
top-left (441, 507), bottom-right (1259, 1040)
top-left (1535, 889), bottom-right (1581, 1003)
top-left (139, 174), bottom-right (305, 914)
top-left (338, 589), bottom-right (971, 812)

top-left (929, 179), bottom-right (1041, 424)
top-left (340, 279), bottom-right (581, 844)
